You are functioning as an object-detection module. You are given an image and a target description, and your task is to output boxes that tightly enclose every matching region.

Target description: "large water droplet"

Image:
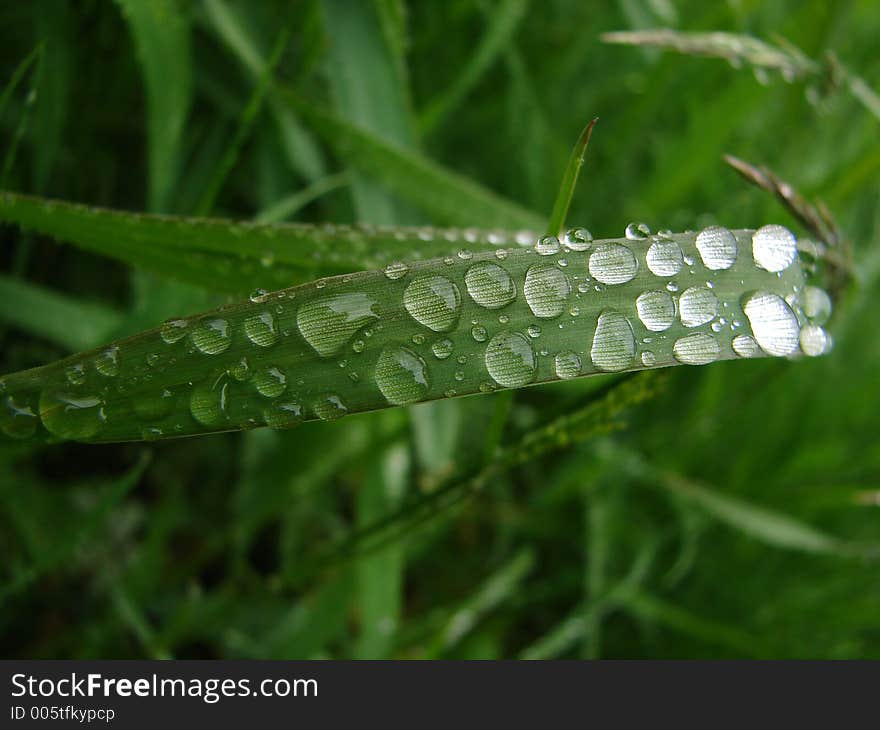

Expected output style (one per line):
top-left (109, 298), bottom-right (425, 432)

top-left (799, 325), bottom-right (830, 356)
top-left (589, 244), bottom-right (638, 285)
top-left (39, 390), bottom-right (105, 440)
top-left (672, 333), bottom-right (720, 365)
top-left (244, 311), bottom-right (278, 347)
top-left (403, 276), bottom-right (462, 332)
top-left (376, 346), bottom-right (430, 405)
top-left (554, 351), bottom-right (581, 379)
top-left (253, 366), bottom-right (287, 398)
top-left (679, 287), bottom-right (719, 328)
top-left (636, 290), bottom-right (675, 331)
top-left (801, 285), bottom-right (832, 325)
top-left (2, 394), bottom-right (38, 439)
top-left (297, 292), bottom-right (380, 357)
top-left (95, 347), bottom-right (119, 377)
top-left (192, 319), bottom-right (232, 355)
top-left (524, 264), bottom-right (571, 319)
top-left (465, 262), bottom-right (517, 309)
top-left (562, 228), bottom-right (593, 251)
top-left (160, 318), bottom-right (188, 344)
top-left (263, 401), bottom-right (304, 429)
top-left (752, 225), bottom-right (797, 272)
top-left (696, 226), bottom-right (737, 270)
top-left (485, 331), bottom-right (536, 387)
top-left (732, 334), bottom-right (762, 358)
top-left (646, 239), bottom-right (683, 277)
top-left (313, 394), bottom-right (347, 421)
top-left (591, 311), bottom-right (636, 371)
top-left (743, 291), bottom-right (800, 356)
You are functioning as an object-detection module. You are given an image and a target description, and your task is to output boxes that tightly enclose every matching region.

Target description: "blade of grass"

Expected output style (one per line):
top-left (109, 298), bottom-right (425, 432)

top-left (547, 118), bottom-right (597, 237)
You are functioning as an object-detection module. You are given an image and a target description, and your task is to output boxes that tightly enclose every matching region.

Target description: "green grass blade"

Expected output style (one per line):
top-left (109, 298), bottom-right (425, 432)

top-left (0, 43), bottom-right (42, 123)
top-left (254, 172), bottom-right (351, 224)
top-left (115, 0), bottom-right (192, 212)
top-left (0, 224), bottom-right (826, 443)
top-left (547, 118), bottom-right (597, 236)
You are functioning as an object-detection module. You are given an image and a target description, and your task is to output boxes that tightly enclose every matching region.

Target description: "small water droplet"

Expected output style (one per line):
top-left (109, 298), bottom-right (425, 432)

top-left (95, 347), bottom-right (119, 377)
top-left (253, 366), bottom-right (287, 398)
top-left (2, 395), bottom-right (38, 439)
top-left (146, 352), bottom-right (160, 368)
top-left (485, 331), bottom-right (537, 387)
top-left (679, 287), bottom-right (719, 328)
top-left (192, 319), bottom-right (232, 355)
top-left (554, 351), bottom-right (581, 379)
top-left (471, 325), bottom-right (487, 342)
top-left (646, 239), bottom-right (683, 277)
top-left (636, 290), bottom-right (675, 331)
top-left (403, 276), bottom-right (462, 332)
top-left (249, 288), bottom-right (269, 303)
top-left (752, 225), bottom-right (797, 272)
top-left (229, 357), bottom-right (251, 381)
top-left (465, 262), bottom-right (517, 309)
top-left (591, 311), bottom-right (636, 372)
top-left (352, 339), bottom-right (366, 353)
top-left (244, 311), bottom-right (278, 347)
top-left (297, 292), bottom-right (380, 357)
top-left (39, 390), bottom-right (105, 440)
top-left (432, 338), bottom-right (454, 360)
top-left (641, 350), bottom-right (657, 366)
top-left (263, 401), bottom-right (304, 429)
top-left (732, 334), bottom-right (762, 358)
top-left (534, 235), bottom-right (561, 255)
top-left (673, 333), bottom-right (720, 365)
top-left (66, 364), bottom-right (87, 385)
top-left (458, 249), bottom-right (473, 260)
top-left (799, 325), bottom-right (830, 356)
top-left (696, 226), bottom-right (738, 270)
top-left (412, 333), bottom-right (426, 345)
top-left (743, 291), bottom-right (800, 357)
top-left (160, 318), bottom-right (189, 344)
top-left (589, 244), bottom-right (638, 285)
top-left (384, 261), bottom-right (409, 280)
top-left (376, 346), bottom-right (430, 404)
top-left (189, 379), bottom-right (230, 426)
top-left (801, 285), bottom-right (832, 325)
top-left (312, 394), bottom-right (347, 421)
top-left (562, 227), bottom-right (593, 252)
top-left (524, 264), bottom-right (571, 319)
top-left (625, 222), bottom-right (651, 240)
top-left (527, 324), bottom-right (541, 338)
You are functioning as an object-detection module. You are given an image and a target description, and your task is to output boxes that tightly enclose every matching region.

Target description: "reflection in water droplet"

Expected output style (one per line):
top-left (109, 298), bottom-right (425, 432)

top-left (403, 276), bottom-right (462, 332)
top-left (313, 394), bottom-right (347, 421)
top-left (646, 239), bottom-right (683, 277)
top-left (625, 222), bottom-right (651, 240)
top-left (554, 351), bottom-right (581, 379)
top-left (192, 319), bottom-right (232, 355)
top-left (589, 244), bottom-right (638, 285)
top-left (39, 390), bottom-right (105, 440)
top-left (696, 226), bottom-right (737, 270)
top-left (244, 311), bottom-right (278, 347)
top-left (732, 334), bottom-right (762, 358)
top-left (253, 366), bottom-right (287, 398)
top-left (95, 347), bottom-right (120, 377)
top-left (524, 264), bottom-right (571, 319)
top-left (743, 291), bottom-right (800, 356)
top-left (799, 325), bottom-right (830, 356)
top-left (2, 395), bottom-right (38, 439)
top-left (465, 262), bottom-right (517, 309)
top-left (752, 225), bottom-right (797, 272)
top-left (263, 401), bottom-right (304, 429)
top-left (679, 287), bottom-right (719, 328)
top-left (591, 311), bottom-right (636, 371)
top-left (485, 331), bottom-right (537, 387)
top-left (673, 333), bottom-right (720, 365)
top-left (534, 235), bottom-right (561, 255)
top-left (636, 290), bottom-right (675, 331)
top-left (563, 228), bottom-right (593, 251)
top-left (297, 292), bottom-right (380, 357)
top-left (376, 346), bottom-right (430, 404)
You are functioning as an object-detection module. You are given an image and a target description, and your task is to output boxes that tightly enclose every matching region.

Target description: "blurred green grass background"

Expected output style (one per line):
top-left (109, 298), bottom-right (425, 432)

top-left (0, 0), bottom-right (878, 659)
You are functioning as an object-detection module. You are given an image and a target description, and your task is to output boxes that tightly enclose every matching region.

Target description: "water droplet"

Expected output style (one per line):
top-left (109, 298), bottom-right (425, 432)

top-left (636, 290), bottom-right (675, 331)
top-left (562, 228), bottom-right (593, 251)
top-left (499, 313), bottom-right (510, 324)
top-left (465, 262), bottom-right (517, 309)
top-left (384, 261), bottom-right (409, 280)
top-left (641, 351), bottom-right (657, 366)
top-left (263, 401), bottom-right (303, 429)
top-left (297, 292), bottom-right (380, 357)
top-left (95, 347), bottom-right (119, 377)
top-left (160, 318), bottom-right (188, 344)
top-left (554, 351), bottom-right (581, 379)
top-left (403, 276), bottom-right (462, 332)
top-left (192, 319), bottom-right (232, 355)
top-left (376, 346), bottom-right (430, 405)
top-left (527, 324), bottom-right (541, 338)
top-left (244, 311), bottom-right (278, 347)
top-left (732, 334), bottom-right (762, 358)
top-left (2, 395), bottom-right (38, 439)
top-left (524, 264), bottom-right (571, 319)
top-left (743, 291), bottom-right (800, 357)
top-left (801, 285), bottom-right (832, 325)
top-left (495, 248), bottom-right (509, 260)
top-left (673, 333), bottom-right (720, 365)
top-left (412, 333), bottom-right (426, 345)
top-left (253, 366), bottom-right (287, 398)
top-left (679, 287), bottom-right (719, 327)
top-left (646, 239), bottom-right (683, 277)
top-left (66, 363), bottom-right (87, 386)
top-left (799, 325), bottom-right (830, 356)
top-left (625, 222), bottom-right (651, 240)
top-left (352, 339), bottom-right (365, 353)
top-left (696, 226), bottom-right (737, 270)
top-left (229, 357), bottom-right (251, 381)
top-left (591, 311), bottom-right (636, 372)
top-left (432, 338), bottom-right (454, 359)
top-left (249, 288), bottom-right (269, 303)
top-left (534, 235), bottom-right (561, 255)
top-left (589, 244), bottom-right (638, 285)
top-left (752, 225), bottom-right (797, 272)
top-left (471, 325), bottom-right (487, 342)
top-left (39, 390), bottom-right (105, 440)
top-left (189, 379), bottom-right (230, 426)
top-left (458, 249), bottom-right (473, 260)
top-left (485, 332), bottom-right (536, 387)
top-left (313, 394), bottom-right (347, 421)
top-left (146, 353), bottom-right (160, 368)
